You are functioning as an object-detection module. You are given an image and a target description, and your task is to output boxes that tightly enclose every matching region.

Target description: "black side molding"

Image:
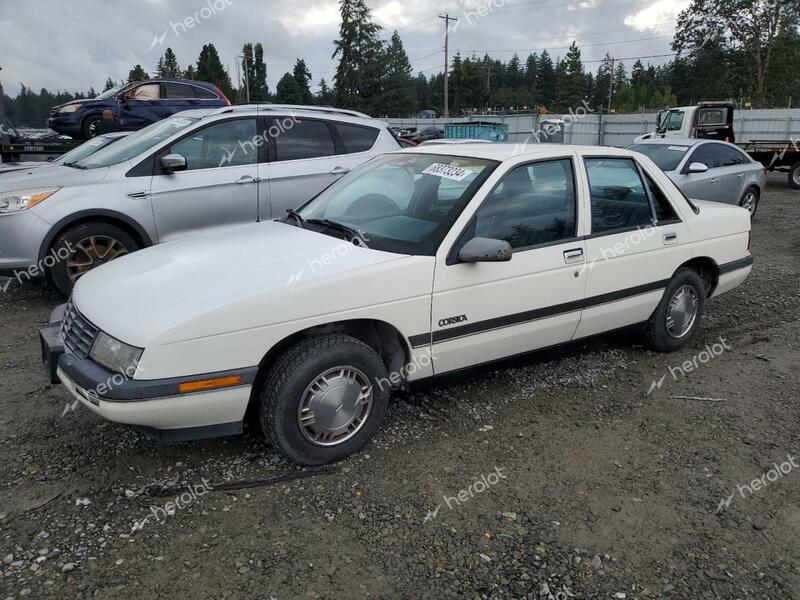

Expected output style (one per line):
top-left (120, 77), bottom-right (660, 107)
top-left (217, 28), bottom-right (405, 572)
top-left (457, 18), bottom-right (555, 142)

top-left (718, 255), bottom-right (754, 275)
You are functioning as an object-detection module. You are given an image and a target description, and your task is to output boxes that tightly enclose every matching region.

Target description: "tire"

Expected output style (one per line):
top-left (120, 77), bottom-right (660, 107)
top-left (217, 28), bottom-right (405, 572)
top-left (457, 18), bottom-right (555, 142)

top-left (789, 163), bottom-right (800, 191)
top-left (738, 185), bottom-right (760, 218)
top-left (81, 115), bottom-right (103, 139)
top-left (49, 222), bottom-right (138, 296)
top-left (644, 267), bottom-right (706, 352)
top-left (259, 334), bottom-right (390, 466)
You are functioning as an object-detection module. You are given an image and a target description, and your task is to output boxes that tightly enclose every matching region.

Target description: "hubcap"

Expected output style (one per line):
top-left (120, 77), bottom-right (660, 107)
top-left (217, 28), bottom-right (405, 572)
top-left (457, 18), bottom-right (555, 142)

top-left (66, 235), bottom-right (129, 283)
top-left (88, 120), bottom-right (98, 137)
top-left (740, 191), bottom-right (757, 215)
top-left (666, 285), bottom-right (699, 339)
top-left (297, 366), bottom-right (373, 446)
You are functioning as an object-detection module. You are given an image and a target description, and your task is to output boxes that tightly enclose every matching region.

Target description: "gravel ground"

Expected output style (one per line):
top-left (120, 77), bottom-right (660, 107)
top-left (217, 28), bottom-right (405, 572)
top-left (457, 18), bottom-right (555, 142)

top-left (1, 174), bottom-right (799, 600)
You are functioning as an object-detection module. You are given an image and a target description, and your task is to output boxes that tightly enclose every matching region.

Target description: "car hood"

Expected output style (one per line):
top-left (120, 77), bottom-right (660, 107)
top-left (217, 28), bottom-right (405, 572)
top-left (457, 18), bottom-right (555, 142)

top-left (0, 162), bottom-right (49, 175)
top-left (73, 221), bottom-right (410, 348)
top-left (53, 98), bottom-right (104, 110)
top-left (0, 165), bottom-right (109, 191)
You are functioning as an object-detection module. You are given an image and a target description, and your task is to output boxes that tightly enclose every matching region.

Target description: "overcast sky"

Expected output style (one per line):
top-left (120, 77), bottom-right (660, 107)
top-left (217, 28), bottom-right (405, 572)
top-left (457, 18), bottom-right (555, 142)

top-left (0, 0), bottom-right (687, 97)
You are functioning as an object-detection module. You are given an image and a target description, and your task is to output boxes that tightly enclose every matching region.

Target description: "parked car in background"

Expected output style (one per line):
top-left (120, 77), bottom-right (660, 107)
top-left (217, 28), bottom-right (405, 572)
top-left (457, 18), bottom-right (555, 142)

top-left (628, 138), bottom-right (766, 217)
top-left (47, 79), bottom-right (230, 139)
top-left (0, 132), bottom-right (130, 175)
top-left (40, 143), bottom-right (753, 464)
top-left (410, 127), bottom-right (444, 143)
top-left (0, 105), bottom-right (399, 294)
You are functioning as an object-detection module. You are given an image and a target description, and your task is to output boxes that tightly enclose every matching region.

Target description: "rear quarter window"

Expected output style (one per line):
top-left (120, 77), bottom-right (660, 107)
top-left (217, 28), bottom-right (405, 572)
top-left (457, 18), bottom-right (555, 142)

top-left (193, 86), bottom-right (219, 100)
top-left (333, 123), bottom-right (380, 154)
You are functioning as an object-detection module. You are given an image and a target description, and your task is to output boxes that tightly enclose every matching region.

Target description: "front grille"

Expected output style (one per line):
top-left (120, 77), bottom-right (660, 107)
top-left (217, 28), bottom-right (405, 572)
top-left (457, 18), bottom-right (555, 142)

top-left (61, 299), bottom-right (99, 359)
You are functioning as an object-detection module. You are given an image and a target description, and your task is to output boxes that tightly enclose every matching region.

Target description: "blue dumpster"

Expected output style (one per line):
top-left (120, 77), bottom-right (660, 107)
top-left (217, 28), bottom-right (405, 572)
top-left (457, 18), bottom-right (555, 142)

top-left (444, 122), bottom-right (509, 143)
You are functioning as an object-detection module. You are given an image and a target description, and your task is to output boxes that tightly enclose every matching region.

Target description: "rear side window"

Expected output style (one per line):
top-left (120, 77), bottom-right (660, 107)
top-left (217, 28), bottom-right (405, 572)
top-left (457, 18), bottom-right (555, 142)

top-left (274, 119), bottom-right (336, 161)
top-left (193, 86), bottom-right (219, 99)
top-left (333, 123), bottom-right (379, 153)
top-left (475, 159), bottom-right (576, 248)
top-left (686, 144), bottom-right (719, 169)
top-left (163, 83), bottom-right (197, 99)
top-left (643, 172), bottom-right (678, 222)
top-left (716, 144), bottom-right (749, 166)
top-left (585, 158), bottom-right (653, 234)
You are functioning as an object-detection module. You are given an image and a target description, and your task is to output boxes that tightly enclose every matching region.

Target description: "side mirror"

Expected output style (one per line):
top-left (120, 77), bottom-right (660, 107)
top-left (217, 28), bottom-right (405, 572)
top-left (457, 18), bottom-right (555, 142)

top-left (160, 153), bottom-right (187, 173)
top-left (458, 237), bottom-right (512, 263)
top-left (687, 162), bottom-right (709, 174)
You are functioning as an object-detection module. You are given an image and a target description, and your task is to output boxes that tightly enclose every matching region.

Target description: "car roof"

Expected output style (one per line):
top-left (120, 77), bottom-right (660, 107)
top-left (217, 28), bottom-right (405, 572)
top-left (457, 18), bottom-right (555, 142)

top-left (631, 138), bottom-right (700, 146)
top-left (172, 104), bottom-right (385, 128)
top-left (396, 142), bottom-right (636, 161)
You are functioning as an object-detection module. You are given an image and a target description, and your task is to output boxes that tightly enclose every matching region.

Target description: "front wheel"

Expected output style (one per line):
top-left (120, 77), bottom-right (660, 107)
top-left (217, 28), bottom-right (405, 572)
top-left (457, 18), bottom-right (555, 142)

top-left (789, 163), bottom-right (800, 190)
top-left (644, 267), bottom-right (706, 352)
top-left (81, 115), bottom-right (103, 139)
top-left (259, 334), bottom-right (390, 465)
top-left (49, 222), bottom-right (138, 296)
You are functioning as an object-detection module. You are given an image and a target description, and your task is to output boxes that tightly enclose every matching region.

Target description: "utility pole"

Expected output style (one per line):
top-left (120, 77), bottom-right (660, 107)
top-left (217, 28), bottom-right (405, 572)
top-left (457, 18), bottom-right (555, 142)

top-left (607, 56), bottom-right (615, 114)
top-left (439, 14), bottom-right (458, 118)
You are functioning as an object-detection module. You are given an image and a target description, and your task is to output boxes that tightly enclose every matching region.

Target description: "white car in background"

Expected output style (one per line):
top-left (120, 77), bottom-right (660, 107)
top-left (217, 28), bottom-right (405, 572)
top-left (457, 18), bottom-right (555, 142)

top-left (41, 143), bottom-right (753, 465)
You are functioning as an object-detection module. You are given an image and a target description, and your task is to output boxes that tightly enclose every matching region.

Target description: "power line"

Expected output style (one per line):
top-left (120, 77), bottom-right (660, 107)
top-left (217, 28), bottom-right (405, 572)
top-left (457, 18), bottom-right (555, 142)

top-left (459, 34), bottom-right (674, 55)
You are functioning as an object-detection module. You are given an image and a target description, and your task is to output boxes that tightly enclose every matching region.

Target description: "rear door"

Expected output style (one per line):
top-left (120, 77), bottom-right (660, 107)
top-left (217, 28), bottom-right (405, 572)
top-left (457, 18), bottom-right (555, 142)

top-left (575, 155), bottom-right (691, 339)
top-left (260, 117), bottom-right (348, 218)
top-left (161, 82), bottom-right (202, 116)
top-left (149, 117), bottom-right (263, 242)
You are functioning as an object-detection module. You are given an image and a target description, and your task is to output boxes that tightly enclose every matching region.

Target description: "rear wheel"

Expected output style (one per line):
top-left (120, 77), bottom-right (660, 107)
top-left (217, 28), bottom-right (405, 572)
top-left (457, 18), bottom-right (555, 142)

top-left (738, 186), bottom-right (760, 218)
top-left (49, 222), bottom-right (138, 296)
top-left (258, 334), bottom-right (390, 465)
top-left (789, 163), bottom-right (800, 190)
top-left (644, 267), bottom-right (706, 352)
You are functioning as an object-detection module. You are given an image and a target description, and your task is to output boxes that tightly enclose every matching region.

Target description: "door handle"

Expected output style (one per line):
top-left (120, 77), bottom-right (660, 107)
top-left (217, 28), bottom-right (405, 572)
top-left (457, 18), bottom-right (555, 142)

top-left (563, 248), bottom-right (584, 263)
top-left (329, 166), bottom-right (351, 175)
top-left (663, 232), bottom-right (678, 245)
top-left (235, 175), bottom-right (260, 184)
top-left (737, 173), bottom-right (744, 178)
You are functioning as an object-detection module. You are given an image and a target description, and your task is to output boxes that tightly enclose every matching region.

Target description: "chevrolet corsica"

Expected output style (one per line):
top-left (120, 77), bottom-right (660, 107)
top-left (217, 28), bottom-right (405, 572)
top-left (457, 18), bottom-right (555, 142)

top-left (40, 144), bottom-right (754, 465)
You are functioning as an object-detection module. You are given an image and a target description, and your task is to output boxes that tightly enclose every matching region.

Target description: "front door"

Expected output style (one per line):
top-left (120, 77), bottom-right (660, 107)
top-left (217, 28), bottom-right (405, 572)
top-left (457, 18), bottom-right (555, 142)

top-left (149, 117), bottom-right (263, 242)
top-left (117, 83), bottom-right (167, 130)
top-left (430, 156), bottom-right (588, 374)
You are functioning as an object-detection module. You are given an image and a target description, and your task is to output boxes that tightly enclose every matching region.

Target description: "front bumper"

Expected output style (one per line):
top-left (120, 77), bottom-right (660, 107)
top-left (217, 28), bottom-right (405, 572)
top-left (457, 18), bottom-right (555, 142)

top-left (47, 115), bottom-right (81, 137)
top-left (0, 211), bottom-right (53, 275)
top-left (40, 306), bottom-right (258, 440)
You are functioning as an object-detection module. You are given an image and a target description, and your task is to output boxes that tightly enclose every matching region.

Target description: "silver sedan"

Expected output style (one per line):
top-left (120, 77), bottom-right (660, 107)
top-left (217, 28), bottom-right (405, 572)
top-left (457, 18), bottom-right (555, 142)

top-left (628, 138), bottom-right (766, 218)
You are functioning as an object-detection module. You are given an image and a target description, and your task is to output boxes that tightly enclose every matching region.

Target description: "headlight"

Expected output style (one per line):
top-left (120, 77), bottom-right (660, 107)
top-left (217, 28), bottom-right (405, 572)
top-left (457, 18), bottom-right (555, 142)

top-left (0, 187), bottom-right (60, 214)
top-left (89, 332), bottom-right (144, 376)
top-left (58, 104), bottom-right (82, 114)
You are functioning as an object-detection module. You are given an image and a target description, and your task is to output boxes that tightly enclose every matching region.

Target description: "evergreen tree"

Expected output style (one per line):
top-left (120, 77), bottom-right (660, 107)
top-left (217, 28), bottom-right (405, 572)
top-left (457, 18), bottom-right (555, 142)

top-left (156, 48), bottom-right (181, 78)
top-left (127, 65), bottom-right (150, 83)
top-left (555, 42), bottom-right (586, 111)
top-left (196, 43), bottom-right (234, 99)
top-left (537, 50), bottom-right (557, 109)
top-left (414, 73), bottom-right (432, 111)
top-left (332, 0), bottom-right (384, 112)
top-left (593, 54), bottom-right (615, 110)
top-left (380, 31), bottom-right (417, 116)
top-left (524, 53), bottom-right (539, 101)
top-left (293, 59), bottom-right (314, 105)
top-left (253, 43), bottom-right (269, 101)
top-left (184, 65), bottom-right (197, 80)
top-left (103, 77), bottom-right (116, 91)
top-left (275, 72), bottom-right (304, 104)
top-left (315, 78), bottom-right (336, 105)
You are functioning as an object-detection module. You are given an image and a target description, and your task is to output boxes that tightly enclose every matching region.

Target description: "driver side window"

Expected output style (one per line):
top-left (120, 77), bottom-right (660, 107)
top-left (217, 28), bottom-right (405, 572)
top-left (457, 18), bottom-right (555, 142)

top-left (474, 159), bottom-right (576, 249)
top-left (127, 84), bottom-right (161, 101)
top-left (169, 118), bottom-right (257, 170)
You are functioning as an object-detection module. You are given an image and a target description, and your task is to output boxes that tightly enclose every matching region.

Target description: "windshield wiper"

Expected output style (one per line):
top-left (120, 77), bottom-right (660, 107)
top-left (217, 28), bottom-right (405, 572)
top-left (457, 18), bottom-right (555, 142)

top-left (284, 208), bottom-right (306, 228)
top-left (61, 161), bottom-right (87, 169)
top-left (306, 218), bottom-right (369, 247)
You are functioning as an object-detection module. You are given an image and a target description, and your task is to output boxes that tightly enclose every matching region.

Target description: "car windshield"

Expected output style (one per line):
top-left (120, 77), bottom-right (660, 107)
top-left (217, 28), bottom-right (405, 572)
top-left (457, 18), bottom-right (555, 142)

top-left (628, 143), bottom-right (691, 172)
top-left (75, 116), bottom-right (198, 169)
top-left (55, 135), bottom-right (121, 165)
top-left (295, 153), bottom-right (498, 255)
top-left (94, 84), bottom-right (125, 100)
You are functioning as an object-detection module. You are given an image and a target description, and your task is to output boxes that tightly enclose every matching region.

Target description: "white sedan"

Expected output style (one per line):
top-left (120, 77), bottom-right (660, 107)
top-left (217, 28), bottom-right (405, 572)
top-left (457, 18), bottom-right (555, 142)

top-left (40, 144), bottom-right (753, 465)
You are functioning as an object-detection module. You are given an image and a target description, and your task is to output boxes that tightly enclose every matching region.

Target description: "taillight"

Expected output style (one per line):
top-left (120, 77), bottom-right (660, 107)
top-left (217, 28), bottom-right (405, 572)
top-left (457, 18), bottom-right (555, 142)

top-left (214, 85), bottom-right (231, 105)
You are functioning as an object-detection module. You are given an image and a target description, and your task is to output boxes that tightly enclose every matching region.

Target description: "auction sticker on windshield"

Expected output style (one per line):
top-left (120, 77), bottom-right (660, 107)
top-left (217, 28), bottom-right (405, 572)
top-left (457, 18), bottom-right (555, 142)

top-left (171, 118), bottom-right (193, 128)
top-left (668, 146), bottom-right (689, 152)
top-left (422, 163), bottom-right (473, 181)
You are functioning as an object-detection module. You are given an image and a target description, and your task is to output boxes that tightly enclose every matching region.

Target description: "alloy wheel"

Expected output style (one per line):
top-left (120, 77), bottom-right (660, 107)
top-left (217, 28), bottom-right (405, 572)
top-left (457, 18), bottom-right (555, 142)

top-left (67, 235), bottom-right (130, 283)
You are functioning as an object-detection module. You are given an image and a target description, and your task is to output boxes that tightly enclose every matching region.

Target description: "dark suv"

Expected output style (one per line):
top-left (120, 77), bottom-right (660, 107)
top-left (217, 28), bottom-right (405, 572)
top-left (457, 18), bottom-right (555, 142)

top-left (48, 79), bottom-right (230, 139)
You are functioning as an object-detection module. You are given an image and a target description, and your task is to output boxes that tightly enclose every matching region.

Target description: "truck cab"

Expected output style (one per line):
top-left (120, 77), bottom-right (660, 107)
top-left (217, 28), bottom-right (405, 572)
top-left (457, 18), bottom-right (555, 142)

top-left (636, 102), bottom-right (736, 144)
